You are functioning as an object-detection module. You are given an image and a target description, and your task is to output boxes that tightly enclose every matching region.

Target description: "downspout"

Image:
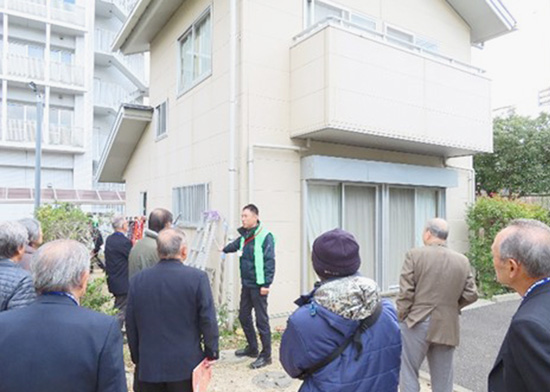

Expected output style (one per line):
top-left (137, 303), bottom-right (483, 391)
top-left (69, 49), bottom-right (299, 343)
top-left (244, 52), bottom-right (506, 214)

top-left (227, 0), bottom-right (238, 322)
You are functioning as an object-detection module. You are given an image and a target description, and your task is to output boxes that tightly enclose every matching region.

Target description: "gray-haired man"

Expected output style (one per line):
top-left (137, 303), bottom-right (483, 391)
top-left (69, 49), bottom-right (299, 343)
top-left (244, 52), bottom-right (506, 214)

top-left (397, 218), bottom-right (478, 392)
top-left (0, 221), bottom-right (36, 311)
top-left (0, 239), bottom-right (127, 392)
top-left (18, 218), bottom-right (43, 271)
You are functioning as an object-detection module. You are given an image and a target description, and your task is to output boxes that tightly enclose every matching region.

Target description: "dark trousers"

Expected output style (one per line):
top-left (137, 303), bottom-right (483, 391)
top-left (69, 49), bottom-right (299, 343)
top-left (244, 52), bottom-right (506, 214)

top-left (239, 286), bottom-right (271, 358)
top-left (114, 294), bottom-right (127, 329)
top-left (139, 380), bottom-right (192, 392)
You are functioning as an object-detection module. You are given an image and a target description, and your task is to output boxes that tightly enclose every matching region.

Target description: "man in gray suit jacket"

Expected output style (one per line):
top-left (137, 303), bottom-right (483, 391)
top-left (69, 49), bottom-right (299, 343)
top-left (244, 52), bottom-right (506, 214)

top-left (397, 218), bottom-right (478, 392)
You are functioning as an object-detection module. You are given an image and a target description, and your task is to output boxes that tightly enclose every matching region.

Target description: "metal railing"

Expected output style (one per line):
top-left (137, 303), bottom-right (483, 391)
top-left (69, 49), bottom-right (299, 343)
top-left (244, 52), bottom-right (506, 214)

top-left (6, 53), bottom-right (45, 81)
top-left (293, 16), bottom-right (486, 75)
top-left (50, 0), bottom-right (86, 27)
top-left (6, 0), bottom-right (47, 18)
top-left (94, 79), bottom-right (135, 111)
top-left (50, 61), bottom-right (85, 87)
top-left (94, 28), bottom-right (146, 81)
top-left (49, 124), bottom-right (84, 148)
top-left (5, 119), bottom-right (38, 143)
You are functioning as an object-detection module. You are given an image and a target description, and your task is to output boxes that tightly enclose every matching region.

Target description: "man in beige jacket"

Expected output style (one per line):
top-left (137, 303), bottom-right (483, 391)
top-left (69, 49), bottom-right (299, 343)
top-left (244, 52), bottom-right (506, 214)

top-left (397, 218), bottom-right (478, 392)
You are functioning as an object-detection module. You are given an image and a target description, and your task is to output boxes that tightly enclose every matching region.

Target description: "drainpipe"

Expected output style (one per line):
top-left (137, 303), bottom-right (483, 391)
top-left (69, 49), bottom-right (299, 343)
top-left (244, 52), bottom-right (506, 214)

top-left (227, 0), bottom-right (238, 322)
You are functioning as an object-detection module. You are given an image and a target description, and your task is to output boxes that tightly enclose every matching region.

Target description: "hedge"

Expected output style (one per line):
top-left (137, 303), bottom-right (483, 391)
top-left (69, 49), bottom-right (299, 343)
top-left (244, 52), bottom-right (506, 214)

top-left (466, 196), bottom-right (550, 297)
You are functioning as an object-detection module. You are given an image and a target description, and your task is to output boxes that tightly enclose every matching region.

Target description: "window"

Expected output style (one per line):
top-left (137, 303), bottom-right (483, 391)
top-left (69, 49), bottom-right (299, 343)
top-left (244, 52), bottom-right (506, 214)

top-left (386, 26), bottom-right (439, 53)
top-left (306, 182), bottom-right (443, 291)
top-left (306, 0), bottom-right (377, 31)
top-left (177, 9), bottom-right (212, 94)
top-left (155, 101), bottom-right (167, 138)
top-left (51, 48), bottom-right (74, 64)
top-left (172, 183), bottom-right (209, 227)
top-left (49, 107), bottom-right (74, 145)
top-left (139, 192), bottom-right (147, 216)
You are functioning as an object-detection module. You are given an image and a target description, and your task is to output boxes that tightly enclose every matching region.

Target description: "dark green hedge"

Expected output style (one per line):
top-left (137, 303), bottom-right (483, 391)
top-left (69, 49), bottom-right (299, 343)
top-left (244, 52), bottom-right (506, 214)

top-left (466, 196), bottom-right (550, 297)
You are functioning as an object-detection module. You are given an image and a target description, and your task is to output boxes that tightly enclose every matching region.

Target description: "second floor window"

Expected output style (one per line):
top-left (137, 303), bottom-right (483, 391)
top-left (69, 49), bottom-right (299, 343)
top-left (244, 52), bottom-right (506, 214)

top-left (155, 101), bottom-right (167, 138)
top-left (177, 9), bottom-right (212, 94)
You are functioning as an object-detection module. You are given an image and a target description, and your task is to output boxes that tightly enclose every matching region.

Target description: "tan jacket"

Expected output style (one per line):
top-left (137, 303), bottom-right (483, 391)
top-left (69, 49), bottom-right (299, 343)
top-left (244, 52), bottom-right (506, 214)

top-left (396, 243), bottom-right (478, 347)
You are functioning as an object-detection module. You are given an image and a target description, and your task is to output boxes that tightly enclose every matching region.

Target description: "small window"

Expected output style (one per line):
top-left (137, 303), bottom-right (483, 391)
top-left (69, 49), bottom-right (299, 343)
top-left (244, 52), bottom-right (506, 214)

top-left (350, 14), bottom-right (376, 31)
top-left (139, 191), bottom-right (147, 216)
top-left (155, 101), bottom-right (167, 138)
top-left (177, 9), bottom-right (212, 94)
top-left (172, 183), bottom-right (209, 227)
top-left (416, 36), bottom-right (439, 53)
top-left (386, 26), bottom-right (414, 48)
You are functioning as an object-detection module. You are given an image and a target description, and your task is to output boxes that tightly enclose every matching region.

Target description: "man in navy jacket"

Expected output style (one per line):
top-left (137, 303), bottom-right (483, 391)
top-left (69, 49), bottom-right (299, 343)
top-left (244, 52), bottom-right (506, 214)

top-left (489, 219), bottom-right (550, 391)
top-left (0, 239), bottom-right (127, 392)
top-left (105, 215), bottom-right (132, 327)
top-left (126, 227), bottom-right (219, 392)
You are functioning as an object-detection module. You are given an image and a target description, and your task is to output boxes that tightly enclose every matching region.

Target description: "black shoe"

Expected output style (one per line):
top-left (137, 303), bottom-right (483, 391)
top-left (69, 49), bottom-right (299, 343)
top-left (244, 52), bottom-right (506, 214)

top-left (250, 356), bottom-right (272, 369)
top-left (235, 346), bottom-right (259, 358)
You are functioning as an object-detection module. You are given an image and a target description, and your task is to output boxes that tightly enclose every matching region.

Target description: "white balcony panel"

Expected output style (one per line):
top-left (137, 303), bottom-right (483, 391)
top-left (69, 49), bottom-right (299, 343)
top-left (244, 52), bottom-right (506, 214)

top-left (7, 53), bottom-right (45, 81)
top-left (94, 79), bottom-right (133, 112)
top-left (51, 0), bottom-right (86, 27)
top-left (6, 0), bottom-right (47, 18)
top-left (49, 125), bottom-right (84, 148)
top-left (290, 25), bottom-right (492, 157)
top-left (50, 61), bottom-right (85, 87)
top-left (6, 119), bottom-right (37, 143)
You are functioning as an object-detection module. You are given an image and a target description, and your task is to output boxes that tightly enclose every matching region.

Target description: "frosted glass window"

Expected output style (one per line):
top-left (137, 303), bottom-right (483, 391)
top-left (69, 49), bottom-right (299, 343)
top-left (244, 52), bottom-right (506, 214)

top-left (178, 10), bottom-right (211, 94)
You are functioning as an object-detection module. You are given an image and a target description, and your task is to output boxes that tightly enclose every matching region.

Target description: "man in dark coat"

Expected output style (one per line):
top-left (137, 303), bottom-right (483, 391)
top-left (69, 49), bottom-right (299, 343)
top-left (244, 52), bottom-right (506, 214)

top-left (0, 239), bottom-right (127, 392)
top-left (126, 227), bottom-right (219, 392)
top-left (105, 215), bottom-right (133, 328)
top-left (489, 219), bottom-right (550, 391)
top-left (222, 204), bottom-right (275, 369)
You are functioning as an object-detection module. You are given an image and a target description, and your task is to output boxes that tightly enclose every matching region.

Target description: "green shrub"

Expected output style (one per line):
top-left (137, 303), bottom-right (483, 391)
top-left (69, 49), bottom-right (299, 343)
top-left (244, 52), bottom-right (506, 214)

top-left (81, 276), bottom-right (116, 316)
top-left (466, 196), bottom-right (550, 297)
top-left (36, 203), bottom-right (91, 245)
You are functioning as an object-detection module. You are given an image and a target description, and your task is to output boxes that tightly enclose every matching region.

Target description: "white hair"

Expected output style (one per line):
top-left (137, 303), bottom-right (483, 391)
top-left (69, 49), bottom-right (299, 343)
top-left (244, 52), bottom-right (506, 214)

top-left (0, 221), bottom-right (28, 259)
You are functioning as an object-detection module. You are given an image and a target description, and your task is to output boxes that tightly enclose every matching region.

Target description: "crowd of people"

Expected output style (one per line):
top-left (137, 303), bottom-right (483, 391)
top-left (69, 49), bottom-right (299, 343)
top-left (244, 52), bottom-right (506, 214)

top-left (0, 206), bottom-right (549, 392)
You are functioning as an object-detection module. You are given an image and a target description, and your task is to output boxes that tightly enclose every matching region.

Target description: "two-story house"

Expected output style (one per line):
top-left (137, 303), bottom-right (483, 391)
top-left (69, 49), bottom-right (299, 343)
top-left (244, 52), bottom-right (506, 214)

top-left (98, 0), bottom-right (515, 321)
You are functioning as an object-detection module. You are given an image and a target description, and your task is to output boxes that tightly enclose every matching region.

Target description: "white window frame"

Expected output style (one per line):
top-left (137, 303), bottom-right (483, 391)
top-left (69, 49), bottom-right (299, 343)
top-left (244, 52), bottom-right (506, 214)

top-left (177, 7), bottom-right (212, 96)
top-left (154, 100), bottom-right (168, 140)
top-left (305, 0), bottom-right (378, 32)
top-left (385, 24), bottom-right (439, 53)
top-left (172, 183), bottom-right (210, 228)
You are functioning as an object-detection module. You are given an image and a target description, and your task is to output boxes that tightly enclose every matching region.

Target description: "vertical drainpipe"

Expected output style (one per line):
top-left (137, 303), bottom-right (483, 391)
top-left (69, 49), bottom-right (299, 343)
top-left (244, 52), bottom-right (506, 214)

top-left (227, 0), bottom-right (238, 322)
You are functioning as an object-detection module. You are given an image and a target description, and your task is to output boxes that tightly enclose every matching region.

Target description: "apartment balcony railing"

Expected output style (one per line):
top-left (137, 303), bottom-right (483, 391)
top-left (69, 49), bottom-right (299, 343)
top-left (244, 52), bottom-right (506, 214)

top-left (50, 0), bottom-right (86, 27)
top-left (110, 0), bottom-right (138, 15)
top-left (290, 17), bottom-right (493, 157)
top-left (4, 119), bottom-right (83, 148)
top-left (94, 79), bottom-right (134, 111)
top-left (5, 119), bottom-right (38, 143)
top-left (6, 0), bottom-right (47, 18)
top-left (49, 124), bottom-right (84, 148)
top-left (50, 61), bottom-right (85, 87)
top-left (94, 28), bottom-right (146, 82)
top-left (6, 53), bottom-right (45, 81)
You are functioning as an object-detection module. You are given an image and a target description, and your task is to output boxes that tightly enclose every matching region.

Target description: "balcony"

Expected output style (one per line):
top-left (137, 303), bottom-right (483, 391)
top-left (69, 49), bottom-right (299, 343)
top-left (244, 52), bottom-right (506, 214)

top-left (290, 18), bottom-right (493, 157)
top-left (50, 0), bottom-right (86, 27)
top-left (94, 79), bottom-right (134, 113)
top-left (50, 61), bottom-right (85, 87)
top-left (6, 53), bottom-right (45, 81)
top-left (48, 124), bottom-right (84, 148)
top-left (6, 0), bottom-right (47, 18)
top-left (95, 28), bottom-right (147, 88)
top-left (4, 119), bottom-right (83, 149)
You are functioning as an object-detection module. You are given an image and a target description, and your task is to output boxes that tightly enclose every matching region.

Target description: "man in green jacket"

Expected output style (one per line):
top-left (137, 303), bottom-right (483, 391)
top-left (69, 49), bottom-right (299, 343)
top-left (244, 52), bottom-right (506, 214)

top-left (223, 204), bottom-right (275, 369)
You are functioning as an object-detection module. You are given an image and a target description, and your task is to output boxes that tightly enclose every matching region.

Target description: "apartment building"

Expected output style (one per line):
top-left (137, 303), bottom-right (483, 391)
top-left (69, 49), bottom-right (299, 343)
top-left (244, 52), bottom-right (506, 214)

top-left (99, 0), bottom-right (515, 320)
top-left (0, 0), bottom-right (145, 218)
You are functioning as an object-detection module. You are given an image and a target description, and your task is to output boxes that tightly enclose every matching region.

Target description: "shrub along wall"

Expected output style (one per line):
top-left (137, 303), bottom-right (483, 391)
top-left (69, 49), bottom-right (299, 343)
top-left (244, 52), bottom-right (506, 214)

top-left (466, 196), bottom-right (550, 297)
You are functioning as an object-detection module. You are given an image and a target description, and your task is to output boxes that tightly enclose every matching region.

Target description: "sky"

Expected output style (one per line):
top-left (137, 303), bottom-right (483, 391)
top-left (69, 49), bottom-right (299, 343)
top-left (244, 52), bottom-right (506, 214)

top-left (471, 0), bottom-right (550, 117)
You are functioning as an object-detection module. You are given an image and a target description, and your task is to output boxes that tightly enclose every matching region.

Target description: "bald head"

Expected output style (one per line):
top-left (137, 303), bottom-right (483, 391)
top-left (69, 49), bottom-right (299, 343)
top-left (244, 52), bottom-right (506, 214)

top-left (157, 228), bottom-right (187, 260)
top-left (496, 219), bottom-right (550, 279)
top-left (424, 218), bottom-right (449, 243)
top-left (31, 240), bottom-right (90, 294)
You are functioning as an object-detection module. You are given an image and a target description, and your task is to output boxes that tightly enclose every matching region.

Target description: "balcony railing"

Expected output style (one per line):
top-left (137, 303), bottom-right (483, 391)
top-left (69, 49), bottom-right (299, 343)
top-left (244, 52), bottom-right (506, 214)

top-left (6, 0), bottom-right (47, 18)
top-left (5, 119), bottom-right (38, 143)
top-left (49, 124), bottom-right (84, 148)
top-left (95, 28), bottom-right (146, 82)
top-left (7, 53), bottom-right (45, 81)
top-left (94, 79), bottom-right (134, 111)
top-left (50, 61), bottom-right (85, 87)
top-left (51, 0), bottom-right (86, 27)
top-left (110, 0), bottom-right (138, 15)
